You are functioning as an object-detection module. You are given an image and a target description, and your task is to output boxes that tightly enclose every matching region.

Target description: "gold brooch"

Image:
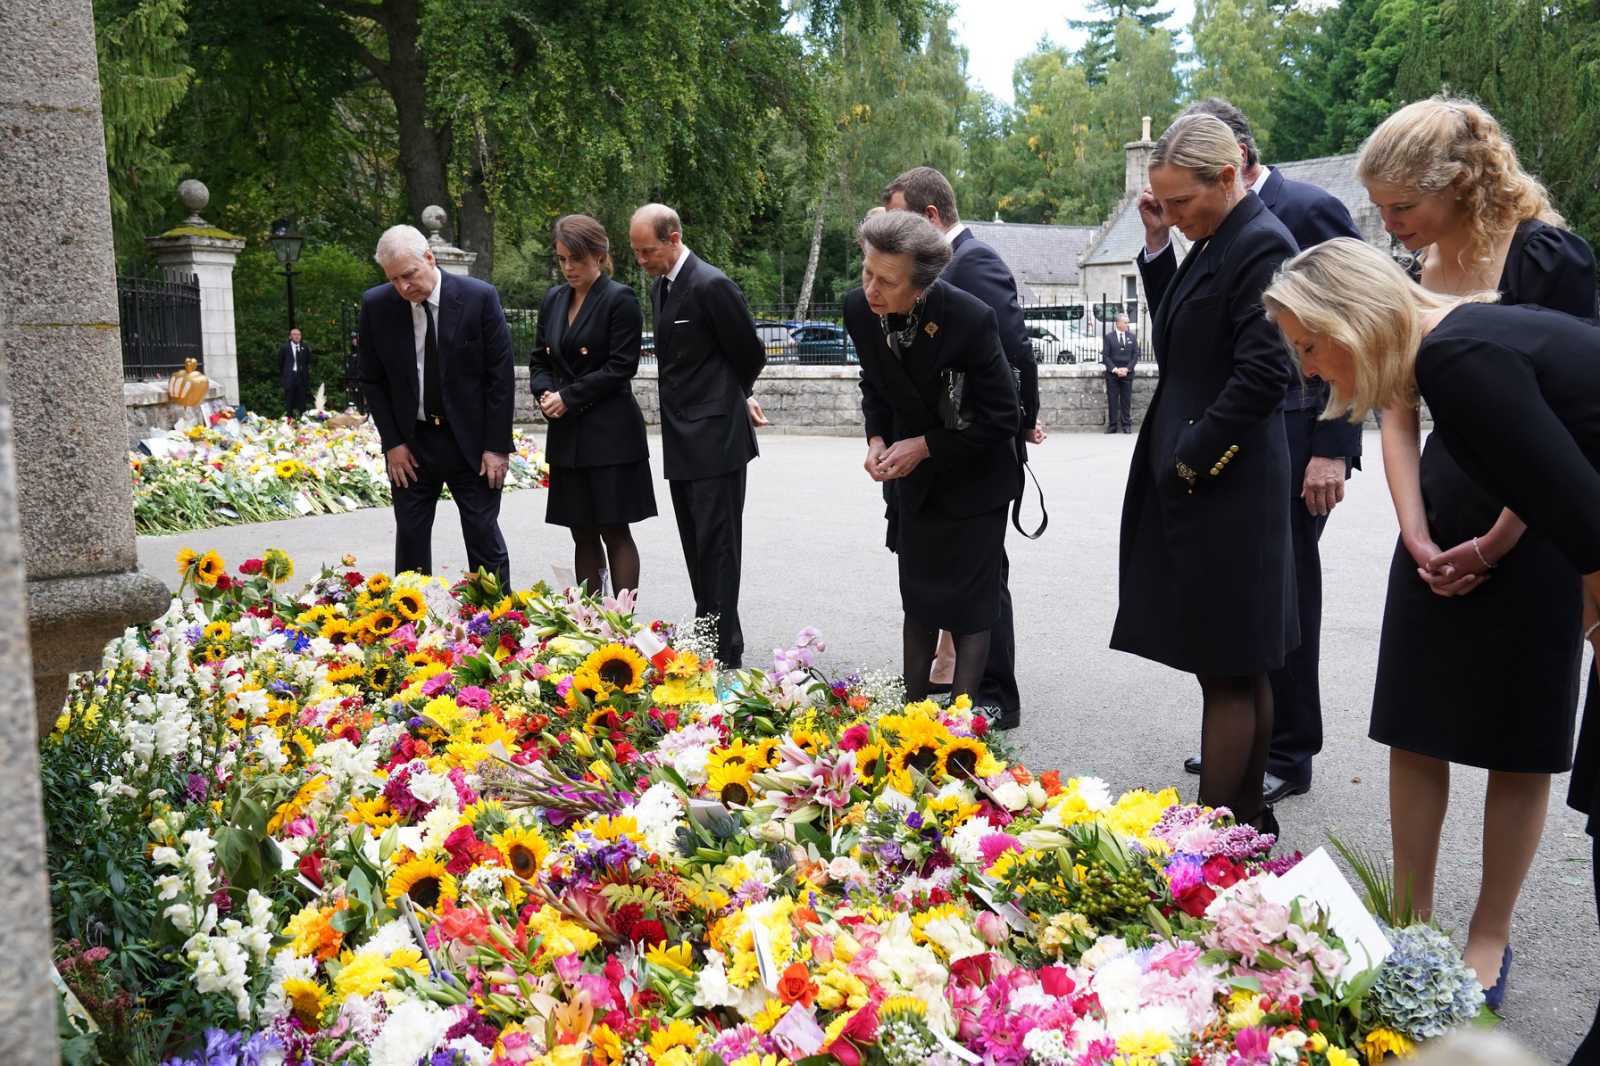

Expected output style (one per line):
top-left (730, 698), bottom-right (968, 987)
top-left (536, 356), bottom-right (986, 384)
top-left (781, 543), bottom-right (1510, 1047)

top-left (923, 322), bottom-right (940, 338)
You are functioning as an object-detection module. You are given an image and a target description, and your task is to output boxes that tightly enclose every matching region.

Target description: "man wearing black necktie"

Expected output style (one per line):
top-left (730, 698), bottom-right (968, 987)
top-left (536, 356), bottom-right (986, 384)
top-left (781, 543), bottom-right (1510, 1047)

top-left (358, 224), bottom-right (514, 585)
top-left (1101, 313), bottom-right (1138, 433)
top-left (628, 203), bottom-right (767, 667)
top-left (278, 328), bottom-right (312, 418)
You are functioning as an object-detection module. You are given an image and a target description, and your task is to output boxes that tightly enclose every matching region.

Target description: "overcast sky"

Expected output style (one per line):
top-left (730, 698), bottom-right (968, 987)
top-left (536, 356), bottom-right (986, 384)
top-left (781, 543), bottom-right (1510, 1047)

top-left (949, 0), bottom-right (1198, 105)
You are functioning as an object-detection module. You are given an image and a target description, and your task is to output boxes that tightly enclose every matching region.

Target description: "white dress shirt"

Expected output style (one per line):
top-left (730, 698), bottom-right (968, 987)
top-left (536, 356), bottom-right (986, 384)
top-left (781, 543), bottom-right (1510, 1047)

top-left (942, 223), bottom-right (969, 246)
top-left (665, 244), bottom-right (691, 286)
top-left (409, 271), bottom-right (443, 422)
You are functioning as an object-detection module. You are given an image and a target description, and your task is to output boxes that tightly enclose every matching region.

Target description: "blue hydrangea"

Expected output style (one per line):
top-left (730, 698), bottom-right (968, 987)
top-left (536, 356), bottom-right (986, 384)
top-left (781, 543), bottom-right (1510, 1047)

top-left (1369, 924), bottom-right (1485, 1038)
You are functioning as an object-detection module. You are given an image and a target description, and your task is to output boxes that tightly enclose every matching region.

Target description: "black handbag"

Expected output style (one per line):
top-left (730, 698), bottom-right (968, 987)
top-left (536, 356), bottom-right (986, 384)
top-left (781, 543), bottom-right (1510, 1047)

top-left (937, 367), bottom-right (1048, 540)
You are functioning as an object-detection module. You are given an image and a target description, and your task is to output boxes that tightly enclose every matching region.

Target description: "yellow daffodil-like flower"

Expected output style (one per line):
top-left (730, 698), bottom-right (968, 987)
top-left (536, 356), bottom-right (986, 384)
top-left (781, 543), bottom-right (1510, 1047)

top-left (579, 643), bottom-right (646, 694)
top-left (331, 950), bottom-right (397, 1000)
top-left (936, 737), bottom-right (1002, 780)
top-left (644, 941), bottom-right (694, 977)
top-left (345, 795), bottom-right (398, 831)
top-left (1361, 1029), bottom-right (1416, 1062)
top-left (750, 997), bottom-right (788, 1034)
top-left (1305, 1033), bottom-right (1329, 1054)
top-left (281, 977), bottom-right (330, 1030)
top-left (707, 757), bottom-right (757, 807)
top-left (196, 550), bottom-right (226, 587)
top-left (1116, 1031), bottom-right (1175, 1058)
top-left (366, 572), bottom-right (392, 595)
top-left (385, 854), bottom-right (459, 909)
top-left (525, 905), bottom-right (600, 963)
top-left (392, 587), bottom-right (426, 621)
top-left (492, 824), bottom-right (550, 882)
top-left (203, 620), bottom-right (232, 642)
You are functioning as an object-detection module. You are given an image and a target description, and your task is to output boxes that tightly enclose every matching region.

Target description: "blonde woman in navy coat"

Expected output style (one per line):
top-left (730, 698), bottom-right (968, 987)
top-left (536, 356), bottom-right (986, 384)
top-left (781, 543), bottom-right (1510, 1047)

top-left (1110, 114), bottom-right (1299, 836)
top-left (530, 214), bottom-right (656, 596)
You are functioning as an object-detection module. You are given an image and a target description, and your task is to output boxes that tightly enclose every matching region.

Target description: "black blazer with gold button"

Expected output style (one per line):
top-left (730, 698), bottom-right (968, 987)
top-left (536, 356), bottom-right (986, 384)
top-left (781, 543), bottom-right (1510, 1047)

top-left (529, 273), bottom-right (650, 469)
top-left (1110, 193), bottom-right (1300, 675)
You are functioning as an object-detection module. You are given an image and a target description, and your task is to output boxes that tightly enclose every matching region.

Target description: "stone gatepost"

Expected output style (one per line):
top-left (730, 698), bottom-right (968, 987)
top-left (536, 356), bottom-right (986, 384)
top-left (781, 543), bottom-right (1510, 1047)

top-left (424, 204), bottom-right (480, 276)
top-left (146, 180), bottom-right (246, 402)
top-left (1, 0), bottom-right (172, 746)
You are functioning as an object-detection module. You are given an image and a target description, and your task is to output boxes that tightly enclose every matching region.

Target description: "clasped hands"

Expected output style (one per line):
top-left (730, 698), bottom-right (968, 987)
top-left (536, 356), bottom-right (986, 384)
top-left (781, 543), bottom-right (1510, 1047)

top-left (386, 443), bottom-right (509, 490)
top-left (865, 435), bottom-right (929, 482)
top-left (1406, 531), bottom-right (1499, 597)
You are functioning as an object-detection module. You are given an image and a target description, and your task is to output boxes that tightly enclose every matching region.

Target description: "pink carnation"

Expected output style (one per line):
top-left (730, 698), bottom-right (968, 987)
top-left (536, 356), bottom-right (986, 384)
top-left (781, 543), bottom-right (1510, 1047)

top-left (979, 833), bottom-right (1023, 867)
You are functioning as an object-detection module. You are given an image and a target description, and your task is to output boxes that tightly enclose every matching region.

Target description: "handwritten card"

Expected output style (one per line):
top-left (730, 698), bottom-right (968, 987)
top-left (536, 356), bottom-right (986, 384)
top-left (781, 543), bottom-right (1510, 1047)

top-left (1260, 846), bottom-right (1393, 981)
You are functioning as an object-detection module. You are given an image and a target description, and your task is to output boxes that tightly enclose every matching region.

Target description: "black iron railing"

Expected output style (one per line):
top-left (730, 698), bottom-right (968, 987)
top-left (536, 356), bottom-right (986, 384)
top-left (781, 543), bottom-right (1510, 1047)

top-left (119, 273), bottom-right (202, 380)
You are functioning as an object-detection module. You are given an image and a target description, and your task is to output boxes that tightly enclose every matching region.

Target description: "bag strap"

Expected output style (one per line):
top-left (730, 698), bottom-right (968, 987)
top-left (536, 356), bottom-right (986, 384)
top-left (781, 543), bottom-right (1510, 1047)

top-left (1012, 460), bottom-right (1047, 539)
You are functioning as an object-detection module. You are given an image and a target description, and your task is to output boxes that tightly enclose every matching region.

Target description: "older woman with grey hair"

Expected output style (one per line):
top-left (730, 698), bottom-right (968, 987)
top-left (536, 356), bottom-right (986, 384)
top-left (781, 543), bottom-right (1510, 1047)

top-left (841, 210), bottom-right (1022, 706)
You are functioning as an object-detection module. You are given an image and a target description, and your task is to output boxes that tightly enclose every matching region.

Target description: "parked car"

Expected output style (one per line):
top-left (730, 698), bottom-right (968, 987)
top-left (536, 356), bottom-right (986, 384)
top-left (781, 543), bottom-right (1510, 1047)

top-left (789, 322), bottom-right (856, 363)
top-left (1025, 325), bottom-right (1066, 364)
top-left (754, 320), bottom-right (798, 361)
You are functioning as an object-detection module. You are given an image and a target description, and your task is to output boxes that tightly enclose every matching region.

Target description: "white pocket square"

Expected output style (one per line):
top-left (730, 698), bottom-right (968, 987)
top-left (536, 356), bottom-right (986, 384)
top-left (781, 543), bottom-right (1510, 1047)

top-left (673, 319), bottom-right (690, 325)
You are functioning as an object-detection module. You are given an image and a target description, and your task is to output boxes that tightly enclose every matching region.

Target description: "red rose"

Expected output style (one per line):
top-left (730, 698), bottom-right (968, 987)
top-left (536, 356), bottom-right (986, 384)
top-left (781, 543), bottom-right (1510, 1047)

top-left (297, 850), bottom-right (325, 887)
top-left (345, 572), bottom-right (364, 587)
top-left (950, 953), bottom-right (994, 987)
top-left (1175, 882), bottom-right (1217, 918)
top-left (239, 558), bottom-right (263, 575)
top-left (1201, 856), bottom-right (1245, 888)
top-left (1037, 966), bottom-right (1075, 996)
top-left (777, 962), bottom-right (818, 1007)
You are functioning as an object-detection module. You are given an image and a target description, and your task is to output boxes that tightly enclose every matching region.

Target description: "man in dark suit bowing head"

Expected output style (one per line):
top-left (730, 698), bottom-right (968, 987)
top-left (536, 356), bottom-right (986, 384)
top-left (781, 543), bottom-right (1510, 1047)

top-left (1178, 98), bottom-right (1364, 804)
top-left (358, 224), bottom-right (514, 586)
top-left (882, 166), bottom-right (1042, 732)
top-left (628, 203), bottom-right (767, 668)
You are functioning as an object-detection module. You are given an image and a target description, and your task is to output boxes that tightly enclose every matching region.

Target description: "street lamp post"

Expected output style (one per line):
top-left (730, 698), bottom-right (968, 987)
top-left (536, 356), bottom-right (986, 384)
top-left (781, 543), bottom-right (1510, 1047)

top-left (269, 218), bottom-right (304, 330)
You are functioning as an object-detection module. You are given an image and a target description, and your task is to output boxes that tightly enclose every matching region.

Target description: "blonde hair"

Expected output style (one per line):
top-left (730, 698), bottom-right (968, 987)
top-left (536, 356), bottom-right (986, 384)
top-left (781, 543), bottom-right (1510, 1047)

top-left (1261, 238), bottom-right (1498, 421)
top-left (1357, 96), bottom-right (1563, 269)
top-left (1150, 113), bottom-right (1244, 186)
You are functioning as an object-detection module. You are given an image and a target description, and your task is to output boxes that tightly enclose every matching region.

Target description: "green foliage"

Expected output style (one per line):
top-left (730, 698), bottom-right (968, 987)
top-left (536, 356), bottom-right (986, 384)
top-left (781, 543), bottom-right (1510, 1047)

top-left (1329, 834), bottom-right (1419, 929)
top-left (1070, 0), bottom-right (1176, 85)
top-left (1190, 0), bottom-right (1288, 156)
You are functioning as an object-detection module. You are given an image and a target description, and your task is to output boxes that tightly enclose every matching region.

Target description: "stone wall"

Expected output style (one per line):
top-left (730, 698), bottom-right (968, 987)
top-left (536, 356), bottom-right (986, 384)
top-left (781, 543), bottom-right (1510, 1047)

top-left (512, 363), bottom-right (1162, 435)
top-left (124, 380), bottom-right (227, 447)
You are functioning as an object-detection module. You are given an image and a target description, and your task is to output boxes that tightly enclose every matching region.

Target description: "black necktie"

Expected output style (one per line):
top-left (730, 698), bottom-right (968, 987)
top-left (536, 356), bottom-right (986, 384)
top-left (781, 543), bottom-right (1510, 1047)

top-left (661, 276), bottom-right (671, 304)
top-left (422, 301), bottom-right (442, 421)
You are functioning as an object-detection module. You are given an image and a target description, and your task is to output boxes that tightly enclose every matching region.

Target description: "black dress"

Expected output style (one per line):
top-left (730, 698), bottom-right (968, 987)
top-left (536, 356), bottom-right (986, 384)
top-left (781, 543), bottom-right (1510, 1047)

top-left (843, 281), bottom-right (1021, 635)
top-left (1370, 222), bottom-right (1596, 772)
top-left (530, 275), bottom-right (658, 528)
top-left (1110, 194), bottom-right (1300, 675)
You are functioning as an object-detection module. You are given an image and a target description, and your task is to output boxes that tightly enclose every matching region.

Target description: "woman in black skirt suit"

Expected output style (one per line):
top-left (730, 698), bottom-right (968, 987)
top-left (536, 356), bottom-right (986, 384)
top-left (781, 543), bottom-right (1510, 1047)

top-left (1267, 237), bottom-right (1600, 1048)
top-left (842, 210), bottom-right (1020, 704)
top-left (530, 214), bottom-right (657, 596)
top-left (1356, 97), bottom-right (1595, 1002)
top-left (1111, 114), bottom-right (1299, 834)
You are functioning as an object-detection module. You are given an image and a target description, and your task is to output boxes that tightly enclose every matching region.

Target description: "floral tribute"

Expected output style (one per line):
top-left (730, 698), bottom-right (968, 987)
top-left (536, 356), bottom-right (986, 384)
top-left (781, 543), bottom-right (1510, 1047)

top-left (129, 411), bottom-right (548, 535)
top-left (46, 550), bottom-right (1485, 1066)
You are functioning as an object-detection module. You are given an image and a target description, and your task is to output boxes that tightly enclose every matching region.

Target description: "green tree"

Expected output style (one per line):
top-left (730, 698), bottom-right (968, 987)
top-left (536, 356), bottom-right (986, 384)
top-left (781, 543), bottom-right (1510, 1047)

top-left (1189, 0), bottom-right (1287, 156)
top-left (1069, 0), bottom-right (1174, 84)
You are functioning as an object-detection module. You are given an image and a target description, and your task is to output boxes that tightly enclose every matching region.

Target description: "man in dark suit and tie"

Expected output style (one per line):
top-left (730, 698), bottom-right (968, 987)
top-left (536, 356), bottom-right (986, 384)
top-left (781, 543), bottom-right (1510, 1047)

top-left (1180, 98), bottom-right (1365, 803)
top-left (882, 166), bottom-right (1044, 732)
top-left (278, 328), bottom-right (312, 417)
top-left (628, 203), bottom-right (767, 667)
top-left (1101, 313), bottom-right (1137, 433)
top-left (358, 224), bottom-right (514, 585)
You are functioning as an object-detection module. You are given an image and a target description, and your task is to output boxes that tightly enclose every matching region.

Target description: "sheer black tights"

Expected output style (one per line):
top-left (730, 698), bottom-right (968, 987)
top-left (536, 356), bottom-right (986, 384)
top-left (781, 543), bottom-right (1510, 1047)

top-left (571, 525), bottom-right (641, 595)
top-left (1196, 672), bottom-right (1273, 825)
top-left (903, 619), bottom-right (990, 703)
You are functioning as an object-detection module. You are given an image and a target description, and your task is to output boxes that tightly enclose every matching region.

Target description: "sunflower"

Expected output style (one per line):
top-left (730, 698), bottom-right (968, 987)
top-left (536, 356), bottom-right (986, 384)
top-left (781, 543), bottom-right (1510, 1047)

top-left (392, 587), bottom-right (426, 621)
top-left (262, 547), bottom-right (294, 584)
top-left (195, 551), bottom-right (226, 587)
top-left (585, 705), bottom-right (628, 733)
top-left (345, 795), bottom-right (398, 830)
top-left (274, 459), bottom-right (301, 479)
top-left (750, 737), bottom-right (782, 770)
top-left (366, 572), bottom-right (392, 595)
top-left (176, 547), bottom-right (197, 575)
top-left (891, 718), bottom-right (950, 775)
top-left (492, 825), bottom-right (551, 881)
top-left (385, 855), bottom-right (458, 909)
top-left (705, 740), bottom-right (757, 782)
top-left (462, 798), bottom-right (510, 838)
top-left (321, 617), bottom-right (354, 645)
top-left (325, 661), bottom-right (363, 684)
top-left (648, 1020), bottom-right (702, 1062)
top-left (281, 977), bottom-right (329, 1030)
top-left (203, 620), bottom-right (232, 642)
top-left (199, 641), bottom-right (231, 664)
top-left (578, 644), bottom-right (649, 696)
top-left (936, 737), bottom-right (1000, 780)
top-left (707, 758), bottom-right (757, 807)
top-left (366, 610), bottom-right (400, 637)
top-left (853, 742), bottom-right (885, 785)
top-left (365, 660), bottom-right (397, 692)
top-left (789, 726), bottom-right (829, 757)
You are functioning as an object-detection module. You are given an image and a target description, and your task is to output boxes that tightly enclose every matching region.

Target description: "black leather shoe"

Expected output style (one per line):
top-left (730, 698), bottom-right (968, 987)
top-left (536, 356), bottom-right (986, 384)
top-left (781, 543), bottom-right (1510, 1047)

top-left (1262, 772), bottom-right (1310, 804)
top-left (979, 704), bottom-right (1021, 731)
top-left (1183, 755), bottom-right (1201, 775)
top-left (1104, 426), bottom-right (1117, 434)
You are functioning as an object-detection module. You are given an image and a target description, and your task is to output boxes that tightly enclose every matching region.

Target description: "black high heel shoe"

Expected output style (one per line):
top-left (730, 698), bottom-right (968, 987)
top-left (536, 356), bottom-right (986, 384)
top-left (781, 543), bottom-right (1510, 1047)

top-left (1246, 804), bottom-right (1280, 839)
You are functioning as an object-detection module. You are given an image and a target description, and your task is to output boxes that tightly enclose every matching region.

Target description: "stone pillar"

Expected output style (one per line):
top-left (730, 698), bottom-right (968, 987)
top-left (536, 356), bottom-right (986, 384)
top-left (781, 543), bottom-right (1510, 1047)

top-left (146, 180), bottom-right (246, 402)
top-left (423, 204), bottom-right (480, 276)
top-left (0, 0), bottom-right (172, 743)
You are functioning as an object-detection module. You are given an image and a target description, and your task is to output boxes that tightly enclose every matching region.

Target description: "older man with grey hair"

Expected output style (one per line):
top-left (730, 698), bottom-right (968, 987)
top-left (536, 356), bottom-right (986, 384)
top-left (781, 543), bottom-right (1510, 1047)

top-left (359, 223), bottom-right (514, 585)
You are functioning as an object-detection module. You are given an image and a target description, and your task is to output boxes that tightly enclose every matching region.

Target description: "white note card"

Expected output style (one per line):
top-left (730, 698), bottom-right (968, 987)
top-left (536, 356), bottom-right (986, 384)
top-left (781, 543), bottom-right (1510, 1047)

top-left (1260, 846), bottom-right (1392, 981)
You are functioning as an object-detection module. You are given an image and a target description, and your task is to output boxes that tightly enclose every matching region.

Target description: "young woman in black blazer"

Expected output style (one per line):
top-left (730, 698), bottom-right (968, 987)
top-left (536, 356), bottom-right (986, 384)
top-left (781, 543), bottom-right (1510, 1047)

top-left (843, 210), bottom-right (1021, 705)
top-left (530, 214), bottom-right (657, 596)
top-left (1267, 237), bottom-right (1600, 1030)
top-left (1356, 97), bottom-right (1596, 1007)
top-left (1111, 114), bottom-right (1299, 836)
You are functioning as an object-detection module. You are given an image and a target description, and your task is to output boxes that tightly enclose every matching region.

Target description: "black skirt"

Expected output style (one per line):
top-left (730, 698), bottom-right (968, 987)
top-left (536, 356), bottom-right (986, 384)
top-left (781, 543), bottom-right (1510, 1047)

top-left (1370, 433), bottom-right (1581, 772)
top-left (893, 500), bottom-right (1007, 634)
top-left (544, 460), bottom-right (658, 529)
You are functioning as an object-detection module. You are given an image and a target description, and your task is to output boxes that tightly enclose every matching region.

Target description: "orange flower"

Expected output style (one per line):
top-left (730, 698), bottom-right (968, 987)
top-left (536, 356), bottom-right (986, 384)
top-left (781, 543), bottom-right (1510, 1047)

top-left (776, 962), bottom-right (818, 1007)
top-left (1039, 770), bottom-right (1063, 796)
top-left (1009, 765), bottom-right (1033, 786)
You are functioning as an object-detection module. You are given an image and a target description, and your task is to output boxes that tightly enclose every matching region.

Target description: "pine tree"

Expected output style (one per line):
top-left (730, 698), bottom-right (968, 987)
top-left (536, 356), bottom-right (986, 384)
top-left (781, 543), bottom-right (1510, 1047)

top-left (1069, 0), bottom-right (1174, 84)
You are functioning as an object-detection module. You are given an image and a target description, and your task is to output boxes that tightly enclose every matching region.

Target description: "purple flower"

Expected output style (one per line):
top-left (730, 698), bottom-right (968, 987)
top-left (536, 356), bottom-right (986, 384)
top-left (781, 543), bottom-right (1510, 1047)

top-left (186, 772), bottom-right (209, 803)
top-left (467, 611), bottom-right (492, 637)
top-left (906, 811), bottom-right (925, 830)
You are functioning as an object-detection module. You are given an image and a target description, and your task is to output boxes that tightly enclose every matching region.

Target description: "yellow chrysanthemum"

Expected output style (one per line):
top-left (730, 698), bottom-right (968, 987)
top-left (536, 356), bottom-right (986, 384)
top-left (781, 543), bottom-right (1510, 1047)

top-left (492, 825), bottom-right (551, 882)
top-left (591, 1024), bottom-right (624, 1066)
top-left (332, 950), bottom-right (396, 999)
top-left (750, 997), bottom-right (787, 1034)
top-left (1361, 1029), bottom-right (1416, 1062)
top-left (196, 551), bottom-right (226, 587)
top-left (385, 855), bottom-right (459, 909)
top-left (648, 1020), bottom-right (701, 1062)
top-left (1326, 1048), bottom-right (1360, 1066)
top-left (1116, 1031), bottom-right (1174, 1057)
top-left (281, 977), bottom-right (329, 1029)
top-left (645, 941), bottom-right (694, 977)
top-left (392, 587), bottom-right (426, 621)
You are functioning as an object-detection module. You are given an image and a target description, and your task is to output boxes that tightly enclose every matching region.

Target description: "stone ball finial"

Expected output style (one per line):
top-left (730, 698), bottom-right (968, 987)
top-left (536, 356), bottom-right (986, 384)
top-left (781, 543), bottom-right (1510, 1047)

top-left (422, 205), bottom-right (448, 242)
top-left (179, 179), bottom-right (211, 224)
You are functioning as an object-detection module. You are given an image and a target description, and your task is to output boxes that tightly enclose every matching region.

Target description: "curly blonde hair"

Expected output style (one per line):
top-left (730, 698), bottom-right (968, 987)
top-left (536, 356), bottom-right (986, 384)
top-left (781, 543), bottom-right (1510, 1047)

top-left (1357, 96), bottom-right (1563, 270)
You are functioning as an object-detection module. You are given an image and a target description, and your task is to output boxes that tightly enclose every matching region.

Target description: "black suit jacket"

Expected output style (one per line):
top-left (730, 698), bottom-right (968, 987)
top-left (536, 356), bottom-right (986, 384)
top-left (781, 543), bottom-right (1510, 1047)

top-left (845, 280), bottom-right (1021, 518)
top-left (650, 252), bottom-right (766, 480)
top-left (279, 341), bottom-right (312, 391)
top-left (357, 270), bottom-right (515, 466)
top-left (1257, 168), bottom-right (1364, 463)
top-left (1101, 329), bottom-right (1138, 374)
top-left (946, 229), bottom-right (1039, 430)
top-left (529, 274), bottom-right (650, 468)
